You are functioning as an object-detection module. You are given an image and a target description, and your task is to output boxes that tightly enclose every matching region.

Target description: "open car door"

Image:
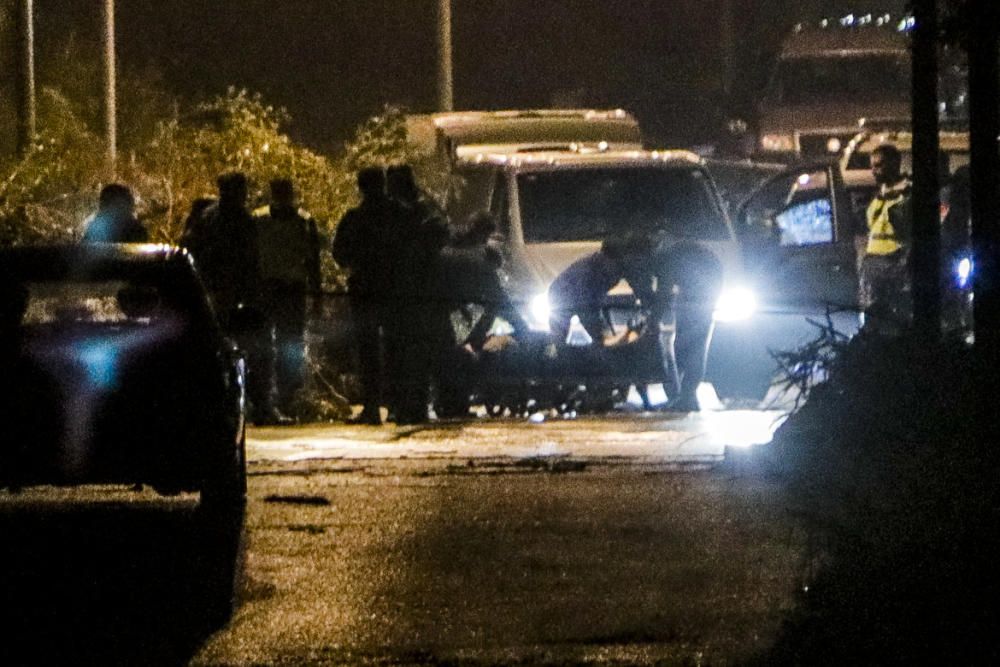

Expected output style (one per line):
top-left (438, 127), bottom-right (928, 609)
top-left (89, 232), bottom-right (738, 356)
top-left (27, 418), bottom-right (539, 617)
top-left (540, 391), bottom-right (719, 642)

top-left (735, 161), bottom-right (860, 315)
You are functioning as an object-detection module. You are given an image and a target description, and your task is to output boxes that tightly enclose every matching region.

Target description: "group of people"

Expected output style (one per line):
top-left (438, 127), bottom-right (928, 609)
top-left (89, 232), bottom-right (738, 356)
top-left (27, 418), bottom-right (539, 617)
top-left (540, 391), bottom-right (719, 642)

top-left (332, 165), bottom-right (454, 426)
top-left (82, 174), bottom-right (321, 425)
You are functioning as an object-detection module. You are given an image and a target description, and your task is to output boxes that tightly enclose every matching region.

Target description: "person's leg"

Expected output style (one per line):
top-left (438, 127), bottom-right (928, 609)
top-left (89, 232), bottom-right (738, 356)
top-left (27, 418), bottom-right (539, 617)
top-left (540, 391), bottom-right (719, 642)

top-left (673, 304), bottom-right (714, 411)
top-left (351, 297), bottom-right (382, 424)
top-left (273, 283), bottom-right (307, 412)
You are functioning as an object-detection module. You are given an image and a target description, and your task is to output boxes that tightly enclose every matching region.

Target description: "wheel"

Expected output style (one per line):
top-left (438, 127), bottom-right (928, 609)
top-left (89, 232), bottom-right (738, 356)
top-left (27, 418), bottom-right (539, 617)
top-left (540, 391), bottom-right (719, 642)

top-left (197, 430), bottom-right (247, 625)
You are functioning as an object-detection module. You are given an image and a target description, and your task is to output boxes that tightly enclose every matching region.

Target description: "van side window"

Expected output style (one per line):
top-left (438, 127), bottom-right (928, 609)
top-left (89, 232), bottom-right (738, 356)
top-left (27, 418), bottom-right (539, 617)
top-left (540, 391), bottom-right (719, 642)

top-left (447, 167), bottom-right (494, 226)
top-left (490, 173), bottom-right (510, 237)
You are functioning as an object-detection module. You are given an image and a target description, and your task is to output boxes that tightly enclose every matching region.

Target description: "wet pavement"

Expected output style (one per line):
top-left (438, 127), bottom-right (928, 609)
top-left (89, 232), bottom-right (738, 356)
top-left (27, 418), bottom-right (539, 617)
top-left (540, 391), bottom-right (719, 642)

top-left (0, 408), bottom-right (801, 666)
top-left (248, 408), bottom-right (787, 465)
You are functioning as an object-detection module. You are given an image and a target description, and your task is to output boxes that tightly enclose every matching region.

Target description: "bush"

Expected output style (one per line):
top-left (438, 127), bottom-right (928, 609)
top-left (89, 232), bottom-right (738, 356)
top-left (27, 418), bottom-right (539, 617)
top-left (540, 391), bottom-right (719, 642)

top-left (756, 330), bottom-right (1000, 664)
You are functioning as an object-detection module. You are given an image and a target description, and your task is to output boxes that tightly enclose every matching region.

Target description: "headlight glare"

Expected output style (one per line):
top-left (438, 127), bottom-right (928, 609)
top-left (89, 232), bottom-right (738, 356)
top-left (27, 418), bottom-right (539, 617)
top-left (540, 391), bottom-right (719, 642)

top-left (714, 286), bottom-right (757, 322)
top-left (530, 292), bottom-right (551, 326)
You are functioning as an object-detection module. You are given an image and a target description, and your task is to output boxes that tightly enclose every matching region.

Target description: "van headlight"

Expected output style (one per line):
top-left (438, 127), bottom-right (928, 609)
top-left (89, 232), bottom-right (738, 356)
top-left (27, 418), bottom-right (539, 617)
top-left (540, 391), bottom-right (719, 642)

top-left (529, 292), bottom-right (551, 330)
top-left (714, 286), bottom-right (757, 322)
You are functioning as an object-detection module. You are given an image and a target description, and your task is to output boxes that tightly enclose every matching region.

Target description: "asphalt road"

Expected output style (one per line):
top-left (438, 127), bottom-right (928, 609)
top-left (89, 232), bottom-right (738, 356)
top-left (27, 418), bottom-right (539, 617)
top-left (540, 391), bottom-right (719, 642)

top-left (0, 410), bottom-right (802, 666)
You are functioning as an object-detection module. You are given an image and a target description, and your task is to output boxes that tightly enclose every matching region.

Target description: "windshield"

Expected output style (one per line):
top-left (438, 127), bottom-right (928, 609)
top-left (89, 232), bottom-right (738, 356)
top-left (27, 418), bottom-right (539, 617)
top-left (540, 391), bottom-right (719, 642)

top-left (771, 54), bottom-right (910, 105)
top-left (516, 167), bottom-right (729, 243)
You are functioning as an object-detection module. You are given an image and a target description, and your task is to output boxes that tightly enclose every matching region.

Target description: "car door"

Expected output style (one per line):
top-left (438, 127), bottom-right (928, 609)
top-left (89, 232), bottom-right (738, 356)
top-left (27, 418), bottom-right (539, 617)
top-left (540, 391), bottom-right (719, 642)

top-left (736, 162), bottom-right (859, 313)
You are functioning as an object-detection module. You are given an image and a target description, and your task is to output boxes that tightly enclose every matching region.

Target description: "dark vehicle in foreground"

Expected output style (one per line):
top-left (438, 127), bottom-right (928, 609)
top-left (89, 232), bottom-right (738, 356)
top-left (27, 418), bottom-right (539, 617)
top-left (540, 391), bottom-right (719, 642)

top-left (0, 245), bottom-right (247, 516)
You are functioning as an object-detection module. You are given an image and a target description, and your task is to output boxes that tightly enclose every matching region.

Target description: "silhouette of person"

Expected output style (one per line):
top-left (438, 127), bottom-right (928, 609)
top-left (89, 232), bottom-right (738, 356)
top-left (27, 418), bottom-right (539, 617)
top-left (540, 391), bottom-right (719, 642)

top-left (385, 164), bottom-right (450, 424)
top-left (254, 179), bottom-right (322, 416)
top-left (81, 184), bottom-right (149, 244)
top-left (180, 172), bottom-right (275, 423)
top-left (332, 167), bottom-right (398, 425)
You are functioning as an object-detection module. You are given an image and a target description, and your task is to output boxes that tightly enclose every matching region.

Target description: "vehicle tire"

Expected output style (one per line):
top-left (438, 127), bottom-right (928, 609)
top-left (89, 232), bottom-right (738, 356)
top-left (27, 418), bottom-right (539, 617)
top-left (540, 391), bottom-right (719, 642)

top-left (197, 430), bottom-right (247, 625)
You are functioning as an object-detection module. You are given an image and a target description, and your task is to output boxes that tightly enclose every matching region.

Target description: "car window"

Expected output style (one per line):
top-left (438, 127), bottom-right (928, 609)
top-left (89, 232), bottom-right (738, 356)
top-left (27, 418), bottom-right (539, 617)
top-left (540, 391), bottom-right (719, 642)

top-left (22, 281), bottom-right (170, 326)
top-left (516, 167), bottom-right (729, 243)
top-left (771, 54), bottom-right (910, 105)
top-left (742, 167), bottom-right (835, 246)
top-left (447, 167), bottom-right (495, 226)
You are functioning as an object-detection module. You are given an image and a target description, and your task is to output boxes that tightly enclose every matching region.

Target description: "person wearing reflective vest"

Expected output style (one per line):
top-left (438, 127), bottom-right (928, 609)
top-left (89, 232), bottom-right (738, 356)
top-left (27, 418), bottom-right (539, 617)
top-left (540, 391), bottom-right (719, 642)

top-left (861, 143), bottom-right (912, 329)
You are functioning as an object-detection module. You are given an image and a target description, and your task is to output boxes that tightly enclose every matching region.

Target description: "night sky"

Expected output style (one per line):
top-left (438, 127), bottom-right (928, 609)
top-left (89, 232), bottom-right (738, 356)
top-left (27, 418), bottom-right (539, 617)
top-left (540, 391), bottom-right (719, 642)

top-left (21, 0), bottom-right (907, 152)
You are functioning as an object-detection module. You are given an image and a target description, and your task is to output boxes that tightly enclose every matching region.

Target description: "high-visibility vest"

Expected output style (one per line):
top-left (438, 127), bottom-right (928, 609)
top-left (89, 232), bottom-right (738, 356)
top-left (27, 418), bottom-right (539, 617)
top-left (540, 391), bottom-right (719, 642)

top-left (866, 181), bottom-right (911, 256)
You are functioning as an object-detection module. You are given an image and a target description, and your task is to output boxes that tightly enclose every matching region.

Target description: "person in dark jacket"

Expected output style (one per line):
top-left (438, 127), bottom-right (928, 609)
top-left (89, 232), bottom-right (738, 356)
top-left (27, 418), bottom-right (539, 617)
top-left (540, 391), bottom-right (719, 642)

top-left (82, 184), bottom-right (148, 244)
top-left (254, 179), bottom-right (322, 415)
top-left (332, 167), bottom-right (398, 425)
top-left (180, 172), bottom-right (275, 422)
top-left (385, 164), bottom-right (449, 424)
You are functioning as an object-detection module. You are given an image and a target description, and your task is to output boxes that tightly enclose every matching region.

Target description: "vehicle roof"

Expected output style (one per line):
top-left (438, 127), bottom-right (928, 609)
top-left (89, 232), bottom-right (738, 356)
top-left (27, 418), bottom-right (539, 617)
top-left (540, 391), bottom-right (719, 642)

top-left (781, 25), bottom-right (908, 58)
top-left (455, 148), bottom-right (702, 171)
top-left (0, 244), bottom-right (193, 280)
top-left (407, 109), bottom-right (643, 154)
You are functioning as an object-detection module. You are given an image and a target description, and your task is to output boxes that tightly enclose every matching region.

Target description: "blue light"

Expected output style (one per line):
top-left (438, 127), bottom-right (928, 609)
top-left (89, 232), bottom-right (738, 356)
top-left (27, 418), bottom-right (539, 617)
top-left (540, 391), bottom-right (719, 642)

top-left (956, 257), bottom-right (973, 289)
top-left (79, 341), bottom-right (119, 390)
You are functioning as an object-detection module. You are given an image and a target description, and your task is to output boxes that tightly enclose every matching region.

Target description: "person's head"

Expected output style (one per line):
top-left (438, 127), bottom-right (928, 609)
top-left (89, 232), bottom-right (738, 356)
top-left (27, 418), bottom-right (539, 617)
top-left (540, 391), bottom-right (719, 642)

top-left (357, 167), bottom-right (386, 200)
top-left (217, 172), bottom-right (249, 206)
top-left (270, 178), bottom-right (296, 209)
top-left (98, 183), bottom-right (135, 218)
top-left (463, 211), bottom-right (496, 246)
top-left (386, 164), bottom-right (418, 202)
top-left (871, 143), bottom-right (903, 186)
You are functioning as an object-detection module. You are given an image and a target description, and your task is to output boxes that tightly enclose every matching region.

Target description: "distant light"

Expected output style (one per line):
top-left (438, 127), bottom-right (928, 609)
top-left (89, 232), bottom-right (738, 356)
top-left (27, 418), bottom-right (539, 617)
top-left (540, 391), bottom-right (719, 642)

top-left (840, 13), bottom-right (855, 27)
top-left (826, 137), bottom-right (842, 153)
top-left (797, 173), bottom-right (811, 186)
top-left (859, 13), bottom-right (872, 25)
top-left (819, 18), bottom-right (829, 28)
top-left (598, 141), bottom-right (609, 151)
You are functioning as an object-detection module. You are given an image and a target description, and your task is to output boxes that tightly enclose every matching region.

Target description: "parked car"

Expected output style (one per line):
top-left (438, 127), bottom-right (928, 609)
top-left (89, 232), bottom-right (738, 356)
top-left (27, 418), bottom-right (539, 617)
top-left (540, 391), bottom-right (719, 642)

top-left (0, 244), bottom-right (247, 517)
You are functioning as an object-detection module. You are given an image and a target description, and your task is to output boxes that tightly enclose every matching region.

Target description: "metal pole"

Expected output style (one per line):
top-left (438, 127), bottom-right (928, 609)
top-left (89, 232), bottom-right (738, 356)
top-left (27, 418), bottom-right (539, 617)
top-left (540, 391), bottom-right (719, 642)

top-left (14, 0), bottom-right (35, 156)
top-left (102, 0), bottom-right (117, 174)
top-left (435, 0), bottom-right (453, 112)
top-left (909, 0), bottom-right (941, 338)
top-left (969, 0), bottom-right (1000, 357)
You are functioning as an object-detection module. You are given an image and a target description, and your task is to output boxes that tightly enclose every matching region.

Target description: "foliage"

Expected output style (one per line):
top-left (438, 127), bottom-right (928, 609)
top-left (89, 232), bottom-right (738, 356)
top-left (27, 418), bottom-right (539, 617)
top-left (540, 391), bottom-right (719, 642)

top-left (0, 88), bottom-right (105, 246)
top-left (755, 331), bottom-right (999, 664)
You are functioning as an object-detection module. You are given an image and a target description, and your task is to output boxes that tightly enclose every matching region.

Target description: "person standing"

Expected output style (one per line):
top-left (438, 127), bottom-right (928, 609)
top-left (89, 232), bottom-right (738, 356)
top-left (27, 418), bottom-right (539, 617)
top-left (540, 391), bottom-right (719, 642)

top-left (254, 179), bottom-right (322, 417)
top-left (82, 183), bottom-right (148, 244)
top-left (860, 143), bottom-right (913, 330)
top-left (180, 172), bottom-right (275, 423)
top-left (332, 167), bottom-right (397, 426)
top-left (385, 164), bottom-right (449, 424)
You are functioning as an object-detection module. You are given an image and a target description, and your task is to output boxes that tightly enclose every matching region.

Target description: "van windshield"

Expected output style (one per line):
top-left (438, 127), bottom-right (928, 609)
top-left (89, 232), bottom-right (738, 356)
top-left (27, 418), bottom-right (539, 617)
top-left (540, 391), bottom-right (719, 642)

top-left (771, 54), bottom-right (910, 105)
top-left (516, 167), bottom-right (729, 243)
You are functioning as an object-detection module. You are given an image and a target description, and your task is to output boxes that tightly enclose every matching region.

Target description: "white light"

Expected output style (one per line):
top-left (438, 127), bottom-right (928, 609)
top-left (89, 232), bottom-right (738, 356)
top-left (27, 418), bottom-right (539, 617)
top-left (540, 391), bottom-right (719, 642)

top-left (714, 286), bottom-right (757, 322)
top-left (797, 173), bottom-right (811, 186)
top-left (826, 137), bottom-right (842, 153)
top-left (957, 257), bottom-right (973, 288)
top-left (760, 134), bottom-right (795, 152)
top-left (530, 292), bottom-right (551, 325)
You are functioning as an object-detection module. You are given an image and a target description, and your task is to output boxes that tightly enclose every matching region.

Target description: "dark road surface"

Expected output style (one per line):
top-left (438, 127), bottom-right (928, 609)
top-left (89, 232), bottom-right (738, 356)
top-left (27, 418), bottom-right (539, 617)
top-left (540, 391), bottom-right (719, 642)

top-left (0, 415), bottom-right (803, 666)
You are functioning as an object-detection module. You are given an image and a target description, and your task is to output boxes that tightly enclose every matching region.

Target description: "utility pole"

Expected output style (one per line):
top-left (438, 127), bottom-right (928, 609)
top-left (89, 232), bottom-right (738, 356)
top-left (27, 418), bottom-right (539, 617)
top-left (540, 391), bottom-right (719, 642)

top-left (102, 0), bottom-right (116, 174)
top-left (14, 0), bottom-right (35, 156)
top-left (909, 0), bottom-right (941, 339)
top-left (435, 0), bottom-right (453, 112)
